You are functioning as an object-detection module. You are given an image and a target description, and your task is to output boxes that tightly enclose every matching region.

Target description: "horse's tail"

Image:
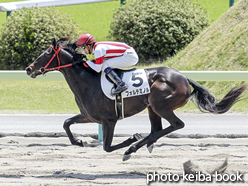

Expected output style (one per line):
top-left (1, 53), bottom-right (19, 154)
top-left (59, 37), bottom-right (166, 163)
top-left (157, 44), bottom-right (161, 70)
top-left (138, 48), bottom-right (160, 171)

top-left (188, 78), bottom-right (246, 114)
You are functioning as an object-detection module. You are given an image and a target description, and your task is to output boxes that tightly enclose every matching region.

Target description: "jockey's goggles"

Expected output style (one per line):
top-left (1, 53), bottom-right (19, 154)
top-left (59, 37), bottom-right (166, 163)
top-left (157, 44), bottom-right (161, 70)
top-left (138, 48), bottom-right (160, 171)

top-left (79, 44), bottom-right (87, 49)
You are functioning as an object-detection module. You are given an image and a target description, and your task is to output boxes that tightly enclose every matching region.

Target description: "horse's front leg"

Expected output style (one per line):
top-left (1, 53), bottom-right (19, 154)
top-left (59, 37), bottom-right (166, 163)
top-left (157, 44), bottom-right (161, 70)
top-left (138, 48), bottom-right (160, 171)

top-left (102, 120), bottom-right (142, 152)
top-left (63, 114), bottom-right (93, 147)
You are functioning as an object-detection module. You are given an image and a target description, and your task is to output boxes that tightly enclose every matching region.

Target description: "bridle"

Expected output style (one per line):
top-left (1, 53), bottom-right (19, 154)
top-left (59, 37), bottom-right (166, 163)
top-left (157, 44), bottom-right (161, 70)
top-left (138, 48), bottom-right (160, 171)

top-left (40, 45), bottom-right (88, 75)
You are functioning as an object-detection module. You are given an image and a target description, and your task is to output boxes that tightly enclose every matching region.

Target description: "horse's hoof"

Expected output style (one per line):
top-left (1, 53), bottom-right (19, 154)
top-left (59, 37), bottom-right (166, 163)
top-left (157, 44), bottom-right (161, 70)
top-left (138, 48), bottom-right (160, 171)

top-left (134, 133), bottom-right (143, 141)
top-left (123, 154), bottom-right (131, 161)
top-left (82, 141), bottom-right (89, 147)
top-left (147, 143), bottom-right (154, 153)
top-left (74, 139), bottom-right (88, 147)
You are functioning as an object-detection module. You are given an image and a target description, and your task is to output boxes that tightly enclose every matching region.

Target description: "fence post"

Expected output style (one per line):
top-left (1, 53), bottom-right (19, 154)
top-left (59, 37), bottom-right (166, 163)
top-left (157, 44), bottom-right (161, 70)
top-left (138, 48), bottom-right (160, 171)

top-left (6, 11), bottom-right (11, 17)
top-left (98, 125), bottom-right (103, 142)
top-left (229, 0), bottom-right (235, 7)
top-left (120, 0), bottom-right (126, 5)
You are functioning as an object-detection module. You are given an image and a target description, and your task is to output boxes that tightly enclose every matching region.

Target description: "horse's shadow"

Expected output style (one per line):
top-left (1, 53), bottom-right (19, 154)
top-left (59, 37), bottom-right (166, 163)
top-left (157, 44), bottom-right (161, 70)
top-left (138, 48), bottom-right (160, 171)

top-left (36, 171), bottom-right (146, 180)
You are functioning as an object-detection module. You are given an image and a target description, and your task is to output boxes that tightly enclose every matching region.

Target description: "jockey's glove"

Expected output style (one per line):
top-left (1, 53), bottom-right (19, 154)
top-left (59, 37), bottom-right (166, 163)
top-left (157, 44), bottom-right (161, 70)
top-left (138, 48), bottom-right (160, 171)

top-left (76, 54), bottom-right (87, 63)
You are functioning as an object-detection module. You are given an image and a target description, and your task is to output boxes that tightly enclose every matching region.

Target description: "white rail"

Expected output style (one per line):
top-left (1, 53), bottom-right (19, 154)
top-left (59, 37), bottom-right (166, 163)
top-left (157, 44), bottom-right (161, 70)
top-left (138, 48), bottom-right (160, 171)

top-left (0, 70), bottom-right (248, 81)
top-left (0, 0), bottom-right (112, 11)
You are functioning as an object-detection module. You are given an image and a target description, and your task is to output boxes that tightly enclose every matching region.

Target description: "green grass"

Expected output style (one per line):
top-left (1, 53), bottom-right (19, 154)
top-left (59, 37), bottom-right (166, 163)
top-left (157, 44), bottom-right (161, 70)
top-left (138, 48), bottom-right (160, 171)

top-left (1, 79), bottom-right (246, 114)
top-left (193, 0), bottom-right (239, 22)
top-left (55, 1), bottom-right (120, 42)
top-left (164, 0), bottom-right (248, 72)
top-left (0, 0), bottom-right (247, 114)
top-left (0, 80), bottom-right (79, 114)
top-left (163, 0), bottom-right (248, 113)
top-left (0, 0), bottom-right (237, 41)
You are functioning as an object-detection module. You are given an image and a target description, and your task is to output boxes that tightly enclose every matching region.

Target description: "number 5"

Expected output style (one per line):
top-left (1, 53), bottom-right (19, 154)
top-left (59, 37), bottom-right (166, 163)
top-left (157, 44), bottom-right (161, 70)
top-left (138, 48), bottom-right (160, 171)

top-left (131, 72), bottom-right (143, 87)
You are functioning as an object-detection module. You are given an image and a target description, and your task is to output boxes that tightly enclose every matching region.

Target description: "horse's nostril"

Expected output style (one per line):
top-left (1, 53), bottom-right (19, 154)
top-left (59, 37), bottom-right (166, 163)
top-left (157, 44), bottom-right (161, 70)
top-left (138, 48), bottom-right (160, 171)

top-left (26, 67), bottom-right (31, 72)
top-left (26, 66), bottom-right (33, 76)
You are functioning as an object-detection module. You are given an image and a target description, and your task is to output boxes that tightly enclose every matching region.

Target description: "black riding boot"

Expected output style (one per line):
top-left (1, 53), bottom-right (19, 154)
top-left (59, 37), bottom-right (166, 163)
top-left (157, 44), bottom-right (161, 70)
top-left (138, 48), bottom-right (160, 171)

top-left (104, 67), bottom-right (128, 95)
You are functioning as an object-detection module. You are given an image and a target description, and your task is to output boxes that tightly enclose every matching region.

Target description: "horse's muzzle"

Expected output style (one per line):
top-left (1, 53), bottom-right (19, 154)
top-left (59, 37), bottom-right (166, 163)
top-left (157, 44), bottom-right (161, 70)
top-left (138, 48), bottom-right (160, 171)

top-left (25, 66), bottom-right (32, 76)
top-left (25, 66), bottom-right (42, 78)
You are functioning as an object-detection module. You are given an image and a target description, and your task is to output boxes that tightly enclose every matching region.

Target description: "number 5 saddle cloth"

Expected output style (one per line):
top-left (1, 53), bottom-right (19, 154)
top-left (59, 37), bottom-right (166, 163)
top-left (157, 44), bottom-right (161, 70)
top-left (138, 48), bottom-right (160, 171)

top-left (101, 68), bottom-right (150, 100)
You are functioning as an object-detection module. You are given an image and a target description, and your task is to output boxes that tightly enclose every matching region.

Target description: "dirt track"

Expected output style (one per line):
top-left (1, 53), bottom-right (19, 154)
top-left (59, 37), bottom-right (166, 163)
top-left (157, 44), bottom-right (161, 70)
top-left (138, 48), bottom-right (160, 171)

top-left (0, 135), bottom-right (247, 186)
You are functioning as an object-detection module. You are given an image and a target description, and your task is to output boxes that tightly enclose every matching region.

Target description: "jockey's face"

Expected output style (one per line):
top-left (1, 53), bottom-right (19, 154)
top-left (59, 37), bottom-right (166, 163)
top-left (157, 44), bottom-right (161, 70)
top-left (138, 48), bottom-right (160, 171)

top-left (85, 44), bottom-right (93, 54)
top-left (81, 44), bottom-right (93, 55)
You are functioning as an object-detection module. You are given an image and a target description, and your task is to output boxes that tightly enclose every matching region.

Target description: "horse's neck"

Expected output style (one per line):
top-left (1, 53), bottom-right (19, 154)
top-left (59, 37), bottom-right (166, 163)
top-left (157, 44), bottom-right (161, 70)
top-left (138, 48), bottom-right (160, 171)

top-left (60, 67), bottom-right (95, 115)
top-left (61, 66), bottom-right (89, 91)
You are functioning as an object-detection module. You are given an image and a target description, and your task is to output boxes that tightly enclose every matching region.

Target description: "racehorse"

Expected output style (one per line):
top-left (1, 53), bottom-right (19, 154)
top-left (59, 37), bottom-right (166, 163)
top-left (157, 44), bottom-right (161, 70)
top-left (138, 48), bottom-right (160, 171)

top-left (26, 38), bottom-right (246, 161)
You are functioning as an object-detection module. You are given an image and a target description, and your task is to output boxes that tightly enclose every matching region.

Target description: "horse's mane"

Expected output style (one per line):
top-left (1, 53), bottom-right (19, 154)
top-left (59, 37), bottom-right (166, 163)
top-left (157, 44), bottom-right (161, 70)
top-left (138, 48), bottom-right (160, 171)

top-left (57, 37), bottom-right (82, 60)
top-left (57, 37), bottom-right (77, 53)
top-left (56, 37), bottom-right (97, 74)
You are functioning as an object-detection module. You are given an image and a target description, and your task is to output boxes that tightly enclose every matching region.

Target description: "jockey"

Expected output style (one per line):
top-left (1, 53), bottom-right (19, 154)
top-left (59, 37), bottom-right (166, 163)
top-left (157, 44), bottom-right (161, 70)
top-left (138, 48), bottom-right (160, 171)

top-left (76, 33), bottom-right (139, 96)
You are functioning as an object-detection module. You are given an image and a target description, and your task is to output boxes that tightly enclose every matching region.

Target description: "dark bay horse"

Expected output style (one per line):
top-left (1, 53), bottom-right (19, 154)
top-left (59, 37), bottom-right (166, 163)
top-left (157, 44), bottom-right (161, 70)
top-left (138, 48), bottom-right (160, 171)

top-left (26, 38), bottom-right (246, 161)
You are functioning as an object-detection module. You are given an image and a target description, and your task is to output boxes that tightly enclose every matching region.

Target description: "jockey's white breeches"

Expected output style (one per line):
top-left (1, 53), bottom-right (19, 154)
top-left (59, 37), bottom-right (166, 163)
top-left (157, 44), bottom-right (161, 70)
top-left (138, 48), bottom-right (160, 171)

top-left (101, 48), bottom-right (139, 70)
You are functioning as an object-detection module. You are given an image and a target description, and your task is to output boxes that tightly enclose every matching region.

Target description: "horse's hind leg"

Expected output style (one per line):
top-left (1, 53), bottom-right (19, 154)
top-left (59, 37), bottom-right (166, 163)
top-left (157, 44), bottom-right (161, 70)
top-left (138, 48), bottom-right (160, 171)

top-left (63, 114), bottom-right (93, 147)
top-left (123, 106), bottom-right (163, 161)
top-left (148, 106), bottom-right (163, 135)
top-left (146, 111), bottom-right (185, 150)
top-left (123, 75), bottom-right (189, 160)
top-left (123, 111), bottom-right (184, 161)
top-left (145, 74), bottom-right (189, 149)
top-left (147, 106), bottom-right (163, 152)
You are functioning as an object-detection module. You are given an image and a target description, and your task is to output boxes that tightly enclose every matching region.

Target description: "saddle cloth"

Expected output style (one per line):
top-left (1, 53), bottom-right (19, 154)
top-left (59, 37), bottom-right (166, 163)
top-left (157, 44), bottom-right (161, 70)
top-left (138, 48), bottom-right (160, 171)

top-left (101, 68), bottom-right (150, 100)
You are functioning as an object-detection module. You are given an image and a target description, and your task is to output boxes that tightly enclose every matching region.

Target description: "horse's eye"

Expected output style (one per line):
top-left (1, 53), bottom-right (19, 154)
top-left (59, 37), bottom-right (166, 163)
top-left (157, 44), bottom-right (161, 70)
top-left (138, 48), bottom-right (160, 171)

top-left (45, 48), bottom-right (52, 54)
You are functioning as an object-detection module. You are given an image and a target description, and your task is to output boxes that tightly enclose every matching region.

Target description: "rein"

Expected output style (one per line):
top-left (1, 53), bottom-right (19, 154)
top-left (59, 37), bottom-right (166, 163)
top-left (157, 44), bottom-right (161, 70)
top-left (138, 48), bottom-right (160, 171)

top-left (40, 45), bottom-right (88, 75)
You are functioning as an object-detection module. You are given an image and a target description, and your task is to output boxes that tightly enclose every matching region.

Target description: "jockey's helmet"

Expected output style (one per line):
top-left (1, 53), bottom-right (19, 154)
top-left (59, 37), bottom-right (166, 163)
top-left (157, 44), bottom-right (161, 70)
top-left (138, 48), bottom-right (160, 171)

top-left (76, 33), bottom-right (96, 47)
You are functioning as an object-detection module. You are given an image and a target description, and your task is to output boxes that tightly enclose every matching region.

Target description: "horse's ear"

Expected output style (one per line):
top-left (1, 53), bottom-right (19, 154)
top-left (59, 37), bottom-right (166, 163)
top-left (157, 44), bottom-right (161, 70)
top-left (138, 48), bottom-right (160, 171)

top-left (51, 38), bottom-right (57, 49)
top-left (72, 42), bottom-right (77, 50)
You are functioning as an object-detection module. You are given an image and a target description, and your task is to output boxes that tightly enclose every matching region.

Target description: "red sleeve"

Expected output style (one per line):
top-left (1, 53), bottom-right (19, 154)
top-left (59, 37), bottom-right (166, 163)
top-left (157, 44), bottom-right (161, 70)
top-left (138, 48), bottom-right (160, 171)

top-left (94, 56), bottom-right (104, 64)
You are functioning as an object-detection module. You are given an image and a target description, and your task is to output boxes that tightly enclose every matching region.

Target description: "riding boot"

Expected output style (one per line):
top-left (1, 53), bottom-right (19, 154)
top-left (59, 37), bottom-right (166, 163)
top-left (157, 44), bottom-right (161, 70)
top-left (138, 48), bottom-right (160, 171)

top-left (104, 67), bottom-right (128, 95)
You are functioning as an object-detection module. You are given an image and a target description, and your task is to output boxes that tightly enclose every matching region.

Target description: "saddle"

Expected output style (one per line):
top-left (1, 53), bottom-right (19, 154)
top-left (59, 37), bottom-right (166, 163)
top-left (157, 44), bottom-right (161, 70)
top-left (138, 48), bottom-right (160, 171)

top-left (101, 68), bottom-right (150, 119)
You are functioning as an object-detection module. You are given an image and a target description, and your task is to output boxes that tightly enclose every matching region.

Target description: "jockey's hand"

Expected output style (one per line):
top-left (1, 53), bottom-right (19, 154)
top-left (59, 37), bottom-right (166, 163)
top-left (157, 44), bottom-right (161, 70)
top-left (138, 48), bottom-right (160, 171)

top-left (78, 54), bottom-right (87, 63)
